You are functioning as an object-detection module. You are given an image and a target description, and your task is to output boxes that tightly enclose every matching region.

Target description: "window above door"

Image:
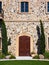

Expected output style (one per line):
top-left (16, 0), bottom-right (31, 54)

top-left (21, 2), bottom-right (29, 12)
top-left (17, 0), bottom-right (31, 14)
top-left (47, 2), bottom-right (49, 12)
top-left (46, 1), bottom-right (49, 14)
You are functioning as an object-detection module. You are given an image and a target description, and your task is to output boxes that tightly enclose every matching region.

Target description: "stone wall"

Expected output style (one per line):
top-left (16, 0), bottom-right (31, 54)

top-left (0, 0), bottom-right (49, 56)
top-left (0, 0), bottom-right (49, 21)
top-left (5, 21), bottom-right (49, 56)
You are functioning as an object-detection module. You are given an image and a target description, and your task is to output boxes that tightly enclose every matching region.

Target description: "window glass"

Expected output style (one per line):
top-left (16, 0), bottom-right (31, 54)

top-left (25, 2), bottom-right (28, 12)
top-left (21, 2), bottom-right (24, 12)
top-left (21, 2), bottom-right (28, 12)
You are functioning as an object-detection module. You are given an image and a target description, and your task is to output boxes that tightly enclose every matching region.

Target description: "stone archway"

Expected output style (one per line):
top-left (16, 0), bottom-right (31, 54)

top-left (19, 36), bottom-right (30, 56)
top-left (16, 33), bottom-right (33, 56)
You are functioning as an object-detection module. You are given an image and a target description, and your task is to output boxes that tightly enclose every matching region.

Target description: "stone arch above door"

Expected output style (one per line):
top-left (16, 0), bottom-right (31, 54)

top-left (16, 33), bottom-right (33, 56)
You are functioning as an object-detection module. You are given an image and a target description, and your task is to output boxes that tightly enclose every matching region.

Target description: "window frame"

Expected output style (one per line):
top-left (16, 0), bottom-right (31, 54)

top-left (47, 2), bottom-right (49, 12)
top-left (46, 1), bottom-right (49, 14)
top-left (21, 2), bottom-right (29, 12)
top-left (17, 0), bottom-right (31, 14)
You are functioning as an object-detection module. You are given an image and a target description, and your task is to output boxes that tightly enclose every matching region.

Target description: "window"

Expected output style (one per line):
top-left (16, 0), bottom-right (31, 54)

top-left (21, 2), bottom-right (28, 12)
top-left (47, 2), bottom-right (49, 12)
top-left (0, 2), bottom-right (2, 13)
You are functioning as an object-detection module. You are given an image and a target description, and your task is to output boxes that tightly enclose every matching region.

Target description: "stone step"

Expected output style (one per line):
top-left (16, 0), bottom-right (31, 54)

top-left (16, 56), bottom-right (32, 60)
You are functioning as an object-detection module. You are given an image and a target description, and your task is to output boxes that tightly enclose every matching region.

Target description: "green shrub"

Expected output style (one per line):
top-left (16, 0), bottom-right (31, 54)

top-left (0, 50), bottom-right (2, 55)
top-left (9, 55), bottom-right (16, 59)
top-left (0, 53), bottom-right (5, 59)
top-left (44, 51), bottom-right (49, 59)
top-left (7, 52), bottom-right (11, 55)
top-left (33, 55), bottom-right (39, 59)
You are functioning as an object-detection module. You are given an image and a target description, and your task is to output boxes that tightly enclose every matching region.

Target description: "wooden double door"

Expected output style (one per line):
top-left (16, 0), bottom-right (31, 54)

top-left (19, 36), bottom-right (30, 56)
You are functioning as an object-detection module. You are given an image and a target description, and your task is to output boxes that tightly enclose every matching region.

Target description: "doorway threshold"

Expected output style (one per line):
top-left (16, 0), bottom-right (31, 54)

top-left (16, 56), bottom-right (32, 60)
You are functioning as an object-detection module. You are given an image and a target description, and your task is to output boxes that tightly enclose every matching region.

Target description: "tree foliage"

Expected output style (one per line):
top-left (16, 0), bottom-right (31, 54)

top-left (0, 19), bottom-right (8, 55)
top-left (40, 20), bottom-right (45, 54)
top-left (36, 20), bottom-right (45, 55)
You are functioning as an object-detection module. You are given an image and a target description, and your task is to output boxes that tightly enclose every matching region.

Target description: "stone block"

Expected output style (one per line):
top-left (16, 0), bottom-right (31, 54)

top-left (39, 54), bottom-right (44, 59)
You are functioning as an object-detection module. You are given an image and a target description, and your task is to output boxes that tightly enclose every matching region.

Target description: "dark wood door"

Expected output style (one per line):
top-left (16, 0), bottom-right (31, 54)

top-left (19, 36), bottom-right (30, 56)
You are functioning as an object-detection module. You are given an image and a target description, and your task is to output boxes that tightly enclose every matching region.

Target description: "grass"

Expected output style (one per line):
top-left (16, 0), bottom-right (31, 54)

top-left (0, 60), bottom-right (49, 65)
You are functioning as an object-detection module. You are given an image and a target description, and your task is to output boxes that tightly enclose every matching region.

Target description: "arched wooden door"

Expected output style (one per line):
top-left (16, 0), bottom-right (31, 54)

top-left (19, 36), bottom-right (30, 56)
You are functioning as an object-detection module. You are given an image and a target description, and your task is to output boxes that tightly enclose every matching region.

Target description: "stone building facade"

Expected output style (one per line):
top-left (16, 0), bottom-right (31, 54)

top-left (0, 0), bottom-right (49, 57)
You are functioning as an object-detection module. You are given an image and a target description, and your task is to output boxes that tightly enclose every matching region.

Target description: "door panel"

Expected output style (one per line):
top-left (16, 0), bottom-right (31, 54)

top-left (19, 36), bottom-right (30, 56)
